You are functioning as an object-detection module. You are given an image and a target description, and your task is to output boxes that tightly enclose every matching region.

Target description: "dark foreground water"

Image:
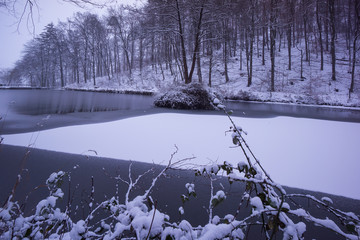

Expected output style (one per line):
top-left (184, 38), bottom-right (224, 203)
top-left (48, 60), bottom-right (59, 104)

top-left (1, 144), bottom-right (359, 239)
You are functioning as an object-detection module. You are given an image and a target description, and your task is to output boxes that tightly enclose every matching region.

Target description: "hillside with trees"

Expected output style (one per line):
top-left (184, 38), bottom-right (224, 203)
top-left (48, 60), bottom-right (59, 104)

top-left (2, 0), bottom-right (360, 106)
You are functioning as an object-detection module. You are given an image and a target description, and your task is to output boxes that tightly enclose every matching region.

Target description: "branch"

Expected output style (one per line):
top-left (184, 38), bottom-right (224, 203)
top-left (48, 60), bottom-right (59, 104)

top-left (286, 193), bottom-right (360, 224)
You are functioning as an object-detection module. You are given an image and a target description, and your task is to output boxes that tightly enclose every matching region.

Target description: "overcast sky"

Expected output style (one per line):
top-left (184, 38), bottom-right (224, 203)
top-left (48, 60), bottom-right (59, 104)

top-left (0, 0), bottom-right (139, 70)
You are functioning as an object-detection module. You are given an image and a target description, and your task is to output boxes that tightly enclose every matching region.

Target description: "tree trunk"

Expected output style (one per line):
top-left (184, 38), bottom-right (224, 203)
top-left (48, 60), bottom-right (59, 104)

top-left (92, 49), bottom-right (96, 86)
top-left (209, 51), bottom-right (213, 87)
top-left (240, 29), bottom-right (244, 70)
top-left (262, 1), bottom-right (266, 66)
top-left (246, 28), bottom-right (254, 87)
top-left (262, 26), bottom-right (266, 66)
top-left (316, 0), bottom-right (324, 70)
top-left (188, 2), bottom-right (205, 84)
top-left (245, 30), bottom-right (250, 82)
top-left (196, 51), bottom-right (202, 83)
top-left (150, 34), bottom-right (154, 70)
top-left (303, 1), bottom-right (309, 62)
top-left (248, 2), bottom-right (255, 87)
top-left (348, 0), bottom-right (353, 71)
top-left (59, 54), bottom-right (64, 87)
top-left (84, 43), bottom-right (88, 84)
top-left (175, 0), bottom-right (190, 84)
top-left (270, 0), bottom-right (277, 92)
top-left (287, 24), bottom-right (292, 70)
top-left (325, 7), bottom-right (329, 52)
top-left (139, 38), bottom-right (143, 73)
top-left (347, 0), bottom-right (352, 51)
top-left (328, 0), bottom-right (336, 81)
top-left (224, 40), bottom-right (230, 83)
top-left (300, 48), bottom-right (304, 79)
top-left (223, 17), bottom-right (230, 83)
top-left (350, 35), bottom-right (358, 93)
top-left (350, 0), bottom-right (360, 93)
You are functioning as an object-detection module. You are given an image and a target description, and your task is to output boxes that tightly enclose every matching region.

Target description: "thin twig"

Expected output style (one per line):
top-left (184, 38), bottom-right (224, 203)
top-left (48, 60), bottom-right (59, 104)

top-left (146, 201), bottom-right (158, 240)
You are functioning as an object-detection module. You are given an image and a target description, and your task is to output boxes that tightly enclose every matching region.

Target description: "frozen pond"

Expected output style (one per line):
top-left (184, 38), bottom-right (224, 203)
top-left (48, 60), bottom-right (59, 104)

top-left (1, 89), bottom-right (360, 134)
top-left (1, 89), bottom-right (360, 199)
top-left (3, 113), bottom-right (360, 200)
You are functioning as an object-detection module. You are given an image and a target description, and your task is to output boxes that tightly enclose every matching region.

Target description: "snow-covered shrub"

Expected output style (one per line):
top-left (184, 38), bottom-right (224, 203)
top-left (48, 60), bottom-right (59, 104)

top-left (0, 171), bottom-right (71, 239)
top-left (154, 83), bottom-right (216, 110)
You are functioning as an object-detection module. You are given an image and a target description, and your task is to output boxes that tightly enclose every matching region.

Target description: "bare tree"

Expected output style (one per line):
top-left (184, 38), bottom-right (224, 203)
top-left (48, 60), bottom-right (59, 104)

top-left (270, 0), bottom-right (278, 92)
top-left (328, 0), bottom-right (336, 81)
top-left (244, 0), bottom-right (257, 87)
top-left (0, 0), bottom-right (112, 33)
top-left (350, 0), bottom-right (360, 94)
top-left (316, 0), bottom-right (324, 70)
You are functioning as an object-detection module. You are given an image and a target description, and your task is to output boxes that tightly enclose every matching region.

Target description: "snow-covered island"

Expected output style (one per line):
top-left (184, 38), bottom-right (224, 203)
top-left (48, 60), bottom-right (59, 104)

top-left (154, 84), bottom-right (216, 110)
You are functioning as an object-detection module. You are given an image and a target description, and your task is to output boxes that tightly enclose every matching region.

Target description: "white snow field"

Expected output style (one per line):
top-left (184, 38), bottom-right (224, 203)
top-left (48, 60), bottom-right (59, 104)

top-left (3, 113), bottom-right (360, 200)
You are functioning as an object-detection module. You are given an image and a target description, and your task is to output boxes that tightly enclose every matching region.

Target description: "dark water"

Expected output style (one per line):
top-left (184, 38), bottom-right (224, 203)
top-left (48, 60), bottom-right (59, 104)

top-left (226, 100), bottom-right (360, 122)
top-left (1, 88), bottom-right (359, 121)
top-left (1, 144), bottom-right (359, 239)
top-left (0, 89), bottom-right (154, 115)
top-left (0, 89), bottom-right (158, 134)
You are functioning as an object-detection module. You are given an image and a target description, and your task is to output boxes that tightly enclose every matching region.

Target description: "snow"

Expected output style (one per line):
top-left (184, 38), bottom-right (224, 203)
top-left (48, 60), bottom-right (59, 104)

top-left (0, 208), bottom-right (11, 221)
top-left (211, 215), bottom-right (220, 224)
top-left (321, 196), bottom-right (333, 205)
top-left (250, 197), bottom-right (264, 213)
top-left (213, 98), bottom-right (220, 105)
top-left (179, 206), bottom-right (184, 215)
top-left (35, 196), bottom-right (57, 216)
top-left (282, 202), bottom-right (290, 211)
top-left (289, 208), bottom-right (359, 240)
top-left (162, 220), bottom-right (196, 240)
top-left (202, 164), bottom-right (220, 175)
top-left (53, 188), bottom-right (64, 198)
top-left (70, 220), bottom-right (86, 240)
top-left (237, 161), bottom-right (248, 172)
top-left (295, 222), bottom-right (306, 236)
top-left (283, 222), bottom-right (307, 240)
top-left (185, 183), bottom-right (195, 195)
top-left (199, 222), bottom-right (244, 240)
top-left (46, 171), bottom-right (65, 185)
top-left (3, 113), bottom-right (360, 200)
top-left (213, 191), bottom-right (226, 201)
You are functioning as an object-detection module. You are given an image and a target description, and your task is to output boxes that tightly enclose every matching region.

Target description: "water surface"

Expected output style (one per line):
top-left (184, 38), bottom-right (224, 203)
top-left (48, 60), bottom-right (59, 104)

top-left (1, 89), bottom-right (360, 135)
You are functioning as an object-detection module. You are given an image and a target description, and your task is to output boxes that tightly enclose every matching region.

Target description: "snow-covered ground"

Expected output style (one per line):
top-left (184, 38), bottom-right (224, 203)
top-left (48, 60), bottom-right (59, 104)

top-left (63, 38), bottom-right (360, 108)
top-left (3, 113), bottom-right (360, 200)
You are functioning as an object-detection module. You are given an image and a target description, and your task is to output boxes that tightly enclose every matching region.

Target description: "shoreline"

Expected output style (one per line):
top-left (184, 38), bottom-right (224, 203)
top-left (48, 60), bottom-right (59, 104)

top-left (2, 86), bottom-right (360, 110)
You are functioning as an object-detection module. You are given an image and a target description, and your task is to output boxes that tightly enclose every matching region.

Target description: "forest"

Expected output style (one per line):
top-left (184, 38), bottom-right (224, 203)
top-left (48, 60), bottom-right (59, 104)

top-left (3, 0), bottom-right (360, 96)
